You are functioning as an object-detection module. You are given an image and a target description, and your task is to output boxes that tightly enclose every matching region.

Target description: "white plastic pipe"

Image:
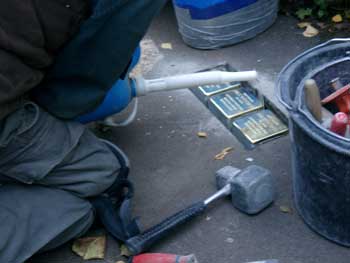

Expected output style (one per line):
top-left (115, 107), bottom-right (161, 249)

top-left (134, 70), bottom-right (257, 96)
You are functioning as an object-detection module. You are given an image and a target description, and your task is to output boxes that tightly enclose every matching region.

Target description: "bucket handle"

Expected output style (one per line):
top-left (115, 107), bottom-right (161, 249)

top-left (276, 38), bottom-right (350, 111)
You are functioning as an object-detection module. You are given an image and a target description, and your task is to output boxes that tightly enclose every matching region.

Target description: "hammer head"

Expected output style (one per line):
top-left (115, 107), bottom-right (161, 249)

top-left (216, 165), bottom-right (275, 215)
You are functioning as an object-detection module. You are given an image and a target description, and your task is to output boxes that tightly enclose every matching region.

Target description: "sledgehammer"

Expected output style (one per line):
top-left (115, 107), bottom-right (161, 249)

top-left (125, 165), bottom-right (275, 255)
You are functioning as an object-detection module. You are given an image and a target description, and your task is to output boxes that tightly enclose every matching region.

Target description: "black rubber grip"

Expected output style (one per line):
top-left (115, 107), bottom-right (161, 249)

top-left (125, 201), bottom-right (206, 255)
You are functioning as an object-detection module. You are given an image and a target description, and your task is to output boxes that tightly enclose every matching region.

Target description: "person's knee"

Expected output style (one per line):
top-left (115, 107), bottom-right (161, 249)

top-left (77, 151), bottom-right (120, 198)
top-left (39, 129), bottom-right (122, 198)
top-left (91, 159), bottom-right (119, 196)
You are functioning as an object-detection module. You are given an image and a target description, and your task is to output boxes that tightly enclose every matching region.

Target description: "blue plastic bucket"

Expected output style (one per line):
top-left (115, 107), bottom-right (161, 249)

top-left (173, 0), bottom-right (258, 20)
top-left (172, 0), bottom-right (278, 49)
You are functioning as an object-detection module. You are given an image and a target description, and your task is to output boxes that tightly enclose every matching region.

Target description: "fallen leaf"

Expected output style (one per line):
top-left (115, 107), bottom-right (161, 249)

top-left (297, 22), bottom-right (311, 28)
top-left (214, 147), bottom-right (233, 160)
top-left (279, 205), bottom-right (293, 214)
top-left (332, 14), bottom-right (343, 23)
top-left (161, 43), bottom-right (173, 50)
top-left (197, 132), bottom-right (208, 138)
top-left (72, 236), bottom-right (106, 260)
top-left (303, 25), bottom-right (319, 37)
top-left (222, 147), bottom-right (233, 152)
top-left (120, 244), bottom-right (132, 257)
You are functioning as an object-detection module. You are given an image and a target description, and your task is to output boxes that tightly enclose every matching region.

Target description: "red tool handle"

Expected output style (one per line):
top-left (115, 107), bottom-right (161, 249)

top-left (132, 253), bottom-right (197, 263)
top-left (330, 112), bottom-right (348, 136)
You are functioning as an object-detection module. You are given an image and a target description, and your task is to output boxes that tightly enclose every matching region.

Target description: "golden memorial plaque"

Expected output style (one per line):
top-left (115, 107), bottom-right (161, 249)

top-left (209, 87), bottom-right (264, 125)
top-left (232, 110), bottom-right (288, 144)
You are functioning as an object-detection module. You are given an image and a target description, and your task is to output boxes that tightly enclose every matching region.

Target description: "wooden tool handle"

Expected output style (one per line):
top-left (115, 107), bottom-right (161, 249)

top-left (304, 79), bottom-right (322, 122)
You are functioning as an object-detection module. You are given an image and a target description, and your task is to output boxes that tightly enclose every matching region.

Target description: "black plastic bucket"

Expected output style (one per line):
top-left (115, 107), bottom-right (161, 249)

top-left (277, 39), bottom-right (350, 246)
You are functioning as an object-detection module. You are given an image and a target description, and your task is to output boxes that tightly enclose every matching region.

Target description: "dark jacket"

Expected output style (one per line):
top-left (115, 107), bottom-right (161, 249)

top-left (33, 0), bottom-right (166, 120)
top-left (0, 0), bottom-right (90, 120)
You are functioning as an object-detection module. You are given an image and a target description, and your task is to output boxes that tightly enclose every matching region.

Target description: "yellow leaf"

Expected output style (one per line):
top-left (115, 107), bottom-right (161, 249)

top-left (120, 244), bottom-right (132, 257)
top-left (214, 147), bottom-right (233, 160)
top-left (303, 25), bottom-right (319, 37)
top-left (72, 236), bottom-right (106, 260)
top-left (297, 22), bottom-right (311, 28)
top-left (332, 14), bottom-right (343, 23)
top-left (279, 205), bottom-right (293, 214)
top-left (222, 147), bottom-right (233, 152)
top-left (161, 43), bottom-right (173, 50)
top-left (197, 132), bottom-right (208, 138)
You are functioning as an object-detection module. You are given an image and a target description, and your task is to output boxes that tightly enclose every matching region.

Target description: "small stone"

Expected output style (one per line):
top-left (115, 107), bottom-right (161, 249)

top-left (246, 157), bottom-right (254, 162)
top-left (65, 4), bottom-right (71, 8)
top-left (226, 237), bottom-right (234, 243)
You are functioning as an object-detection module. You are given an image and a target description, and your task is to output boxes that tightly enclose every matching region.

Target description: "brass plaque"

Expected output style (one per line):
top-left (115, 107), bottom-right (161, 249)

top-left (191, 64), bottom-right (241, 105)
top-left (232, 110), bottom-right (288, 144)
top-left (198, 82), bottom-right (240, 97)
top-left (209, 87), bottom-right (264, 120)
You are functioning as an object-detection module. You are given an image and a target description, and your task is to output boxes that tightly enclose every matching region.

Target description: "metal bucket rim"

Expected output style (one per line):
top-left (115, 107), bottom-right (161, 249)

top-left (296, 57), bottom-right (350, 142)
top-left (276, 38), bottom-right (350, 111)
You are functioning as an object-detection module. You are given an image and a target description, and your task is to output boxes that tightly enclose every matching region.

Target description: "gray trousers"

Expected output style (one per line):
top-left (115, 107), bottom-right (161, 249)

top-left (0, 103), bottom-right (121, 263)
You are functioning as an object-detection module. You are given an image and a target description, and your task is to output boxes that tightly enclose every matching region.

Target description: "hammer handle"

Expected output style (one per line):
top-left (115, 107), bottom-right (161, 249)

top-left (125, 201), bottom-right (206, 255)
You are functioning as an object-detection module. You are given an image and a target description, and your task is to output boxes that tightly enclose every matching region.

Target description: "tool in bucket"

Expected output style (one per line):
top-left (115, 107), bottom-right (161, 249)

top-left (304, 79), bottom-right (333, 129)
top-left (304, 77), bottom-right (350, 137)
